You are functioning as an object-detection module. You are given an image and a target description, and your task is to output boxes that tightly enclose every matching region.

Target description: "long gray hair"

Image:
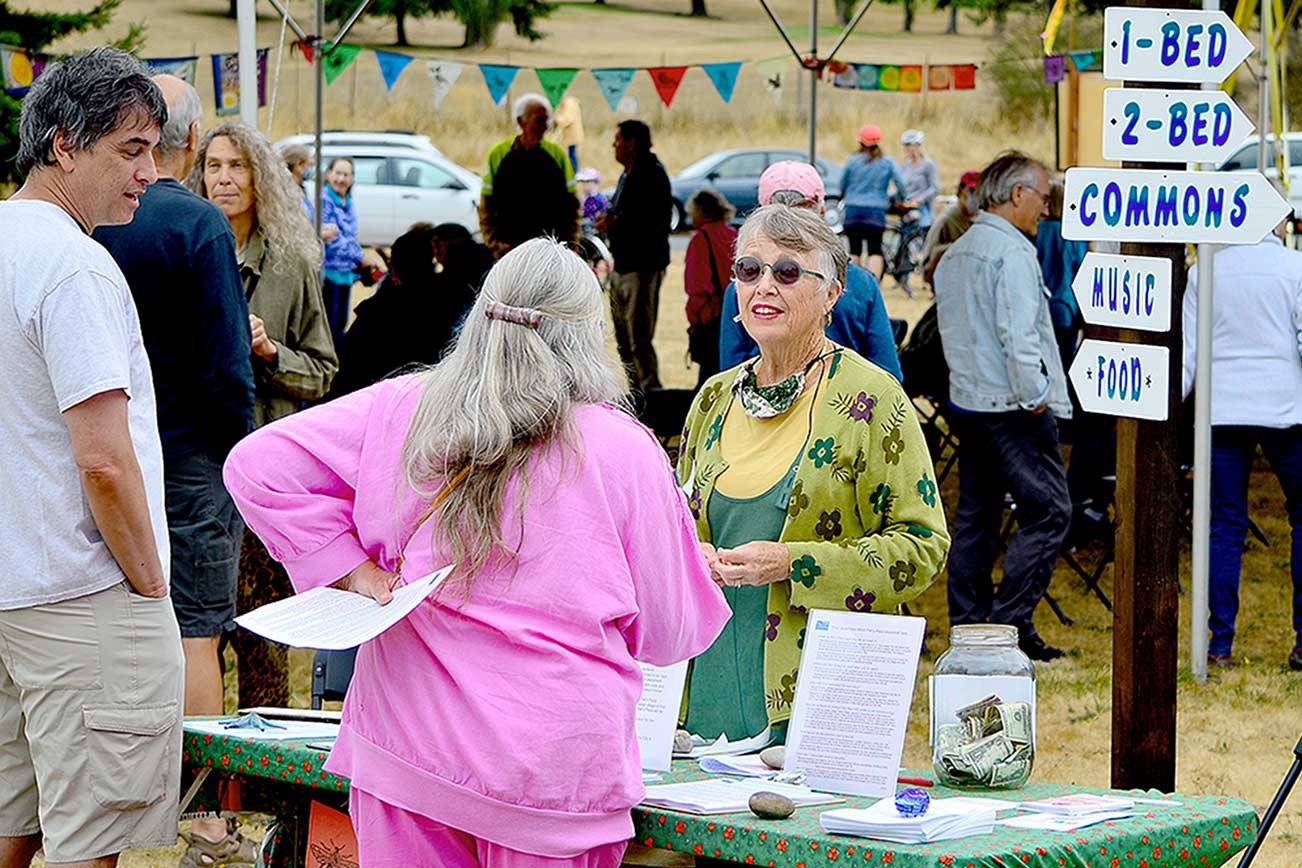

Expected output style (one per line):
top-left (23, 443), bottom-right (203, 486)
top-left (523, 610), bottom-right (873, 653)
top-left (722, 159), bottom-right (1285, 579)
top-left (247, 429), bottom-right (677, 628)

top-left (186, 122), bottom-right (321, 274)
top-left (402, 238), bottom-right (628, 587)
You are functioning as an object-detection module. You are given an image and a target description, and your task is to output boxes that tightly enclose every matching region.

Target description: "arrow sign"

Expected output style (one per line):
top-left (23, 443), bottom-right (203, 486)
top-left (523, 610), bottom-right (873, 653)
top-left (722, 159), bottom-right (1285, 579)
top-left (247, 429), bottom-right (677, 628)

top-left (1071, 252), bottom-right (1172, 332)
top-left (1069, 340), bottom-right (1170, 421)
top-left (1102, 88), bottom-right (1254, 163)
top-left (1103, 7), bottom-right (1254, 84)
top-left (1062, 168), bottom-right (1290, 244)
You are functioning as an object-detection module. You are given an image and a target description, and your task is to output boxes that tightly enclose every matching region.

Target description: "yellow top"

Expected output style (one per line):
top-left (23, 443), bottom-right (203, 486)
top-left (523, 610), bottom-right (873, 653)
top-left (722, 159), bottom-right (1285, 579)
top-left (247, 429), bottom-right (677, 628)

top-left (716, 384), bottom-right (818, 498)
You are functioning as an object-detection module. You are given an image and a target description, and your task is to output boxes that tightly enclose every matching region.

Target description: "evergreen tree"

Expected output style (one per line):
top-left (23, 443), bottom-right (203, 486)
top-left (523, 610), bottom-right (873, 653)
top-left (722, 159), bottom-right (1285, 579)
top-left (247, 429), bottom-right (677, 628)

top-left (0, 0), bottom-right (141, 186)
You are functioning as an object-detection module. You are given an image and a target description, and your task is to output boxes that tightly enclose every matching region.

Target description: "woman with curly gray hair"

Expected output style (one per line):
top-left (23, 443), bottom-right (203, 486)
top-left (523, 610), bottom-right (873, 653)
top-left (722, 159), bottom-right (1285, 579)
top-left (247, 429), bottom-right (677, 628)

top-left (187, 123), bottom-right (337, 738)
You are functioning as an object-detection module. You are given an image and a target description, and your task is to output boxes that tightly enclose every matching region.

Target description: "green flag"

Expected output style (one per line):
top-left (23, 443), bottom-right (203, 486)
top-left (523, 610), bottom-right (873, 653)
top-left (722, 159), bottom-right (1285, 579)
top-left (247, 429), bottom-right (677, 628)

top-left (535, 67), bottom-right (578, 108)
top-left (323, 44), bottom-right (361, 85)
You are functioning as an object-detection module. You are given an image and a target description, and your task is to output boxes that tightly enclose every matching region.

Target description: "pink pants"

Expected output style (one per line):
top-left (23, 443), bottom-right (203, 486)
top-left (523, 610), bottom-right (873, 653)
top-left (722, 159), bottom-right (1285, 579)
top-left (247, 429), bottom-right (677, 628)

top-left (348, 788), bottom-right (630, 868)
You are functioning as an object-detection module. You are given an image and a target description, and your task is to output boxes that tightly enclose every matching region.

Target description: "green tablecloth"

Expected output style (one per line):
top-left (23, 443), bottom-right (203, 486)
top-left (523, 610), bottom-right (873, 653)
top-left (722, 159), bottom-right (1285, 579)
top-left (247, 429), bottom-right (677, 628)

top-left (183, 725), bottom-right (1257, 867)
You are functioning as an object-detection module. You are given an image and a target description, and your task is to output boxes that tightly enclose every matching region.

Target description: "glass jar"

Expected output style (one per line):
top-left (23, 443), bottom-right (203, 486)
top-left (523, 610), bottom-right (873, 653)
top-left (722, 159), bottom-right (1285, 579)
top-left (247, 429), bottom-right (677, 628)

top-left (930, 624), bottom-right (1036, 789)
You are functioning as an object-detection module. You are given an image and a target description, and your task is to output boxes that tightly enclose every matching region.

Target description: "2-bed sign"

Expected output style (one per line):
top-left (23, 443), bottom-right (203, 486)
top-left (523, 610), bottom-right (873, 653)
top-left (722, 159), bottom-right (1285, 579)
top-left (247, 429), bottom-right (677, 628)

top-left (1103, 7), bottom-right (1255, 84)
top-left (1068, 340), bottom-right (1170, 422)
top-left (1061, 167), bottom-right (1290, 244)
top-left (1102, 88), bottom-right (1254, 163)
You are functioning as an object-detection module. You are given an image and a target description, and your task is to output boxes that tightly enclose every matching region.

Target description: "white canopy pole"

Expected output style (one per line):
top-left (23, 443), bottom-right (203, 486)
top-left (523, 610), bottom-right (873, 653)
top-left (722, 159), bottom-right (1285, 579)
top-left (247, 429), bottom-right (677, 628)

top-left (237, 0), bottom-right (259, 127)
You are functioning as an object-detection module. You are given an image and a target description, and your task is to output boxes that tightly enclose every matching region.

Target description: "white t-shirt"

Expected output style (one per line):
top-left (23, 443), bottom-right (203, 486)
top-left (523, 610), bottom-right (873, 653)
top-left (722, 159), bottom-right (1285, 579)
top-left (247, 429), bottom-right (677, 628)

top-left (0, 200), bottom-right (169, 609)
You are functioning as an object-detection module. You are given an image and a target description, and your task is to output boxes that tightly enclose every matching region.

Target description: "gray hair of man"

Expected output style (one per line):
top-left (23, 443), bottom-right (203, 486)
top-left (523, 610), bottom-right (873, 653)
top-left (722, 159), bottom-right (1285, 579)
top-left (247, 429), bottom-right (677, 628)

top-left (735, 204), bottom-right (849, 293)
top-left (401, 237), bottom-right (628, 589)
top-left (157, 79), bottom-right (202, 153)
top-left (976, 150), bottom-right (1047, 211)
top-left (16, 47), bottom-right (166, 175)
top-left (512, 92), bottom-right (549, 121)
top-left (280, 142), bottom-right (312, 170)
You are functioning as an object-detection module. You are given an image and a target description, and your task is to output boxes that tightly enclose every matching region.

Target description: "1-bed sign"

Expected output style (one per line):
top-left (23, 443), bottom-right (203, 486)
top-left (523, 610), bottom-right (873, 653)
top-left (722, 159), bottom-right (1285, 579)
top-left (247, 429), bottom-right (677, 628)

top-left (1071, 252), bottom-right (1171, 332)
top-left (1061, 167), bottom-right (1289, 244)
top-left (1102, 88), bottom-right (1253, 164)
top-left (1068, 340), bottom-right (1170, 422)
top-left (1103, 7), bottom-right (1254, 84)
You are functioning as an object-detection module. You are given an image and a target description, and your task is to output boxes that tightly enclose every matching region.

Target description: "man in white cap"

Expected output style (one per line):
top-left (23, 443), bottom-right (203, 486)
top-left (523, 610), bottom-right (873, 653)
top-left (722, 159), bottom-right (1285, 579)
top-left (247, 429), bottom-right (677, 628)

top-left (718, 160), bottom-right (903, 381)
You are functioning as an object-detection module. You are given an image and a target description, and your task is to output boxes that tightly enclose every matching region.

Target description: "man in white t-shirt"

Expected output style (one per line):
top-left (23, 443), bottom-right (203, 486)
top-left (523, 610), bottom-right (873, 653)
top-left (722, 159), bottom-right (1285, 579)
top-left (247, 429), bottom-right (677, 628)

top-left (0, 48), bottom-right (184, 867)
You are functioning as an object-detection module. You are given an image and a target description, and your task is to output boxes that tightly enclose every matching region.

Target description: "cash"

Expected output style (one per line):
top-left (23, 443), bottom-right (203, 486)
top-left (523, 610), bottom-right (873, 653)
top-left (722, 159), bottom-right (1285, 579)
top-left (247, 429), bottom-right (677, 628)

top-left (933, 695), bottom-right (1034, 789)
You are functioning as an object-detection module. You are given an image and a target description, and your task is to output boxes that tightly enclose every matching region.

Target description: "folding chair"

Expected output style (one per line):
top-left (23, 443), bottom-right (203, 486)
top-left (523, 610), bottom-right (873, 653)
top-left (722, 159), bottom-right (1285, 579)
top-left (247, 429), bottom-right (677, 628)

top-left (311, 648), bottom-right (358, 709)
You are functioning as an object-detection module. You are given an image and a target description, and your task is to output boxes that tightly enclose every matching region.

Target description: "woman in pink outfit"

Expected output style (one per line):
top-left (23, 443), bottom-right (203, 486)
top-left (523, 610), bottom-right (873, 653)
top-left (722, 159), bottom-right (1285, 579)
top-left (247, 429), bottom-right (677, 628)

top-left (223, 238), bottom-right (731, 867)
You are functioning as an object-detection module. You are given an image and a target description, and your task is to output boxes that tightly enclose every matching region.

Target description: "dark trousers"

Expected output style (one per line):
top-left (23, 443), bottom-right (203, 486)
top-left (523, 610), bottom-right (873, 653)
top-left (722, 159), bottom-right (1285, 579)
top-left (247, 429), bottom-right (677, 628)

top-left (610, 269), bottom-right (664, 392)
top-left (165, 447), bottom-right (244, 638)
top-left (1209, 425), bottom-right (1302, 656)
top-left (948, 410), bottom-right (1071, 637)
top-left (691, 318), bottom-right (722, 388)
top-left (321, 278), bottom-right (352, 349)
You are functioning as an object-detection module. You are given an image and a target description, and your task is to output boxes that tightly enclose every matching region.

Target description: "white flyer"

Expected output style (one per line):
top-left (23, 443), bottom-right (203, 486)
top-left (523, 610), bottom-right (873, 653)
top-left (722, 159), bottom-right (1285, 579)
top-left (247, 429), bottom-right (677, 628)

top-left (636, 661), bottom-right (688, 772)
top-left (233, 565), bottom-right (453, 650)
top-left (783, 610), bottom-right (926, 798)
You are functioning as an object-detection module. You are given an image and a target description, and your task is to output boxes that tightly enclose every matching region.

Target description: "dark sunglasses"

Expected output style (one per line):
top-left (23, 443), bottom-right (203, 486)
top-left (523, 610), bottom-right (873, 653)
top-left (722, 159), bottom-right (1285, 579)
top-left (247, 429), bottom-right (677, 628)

top-left (732, 255), bottom-right (827, 286)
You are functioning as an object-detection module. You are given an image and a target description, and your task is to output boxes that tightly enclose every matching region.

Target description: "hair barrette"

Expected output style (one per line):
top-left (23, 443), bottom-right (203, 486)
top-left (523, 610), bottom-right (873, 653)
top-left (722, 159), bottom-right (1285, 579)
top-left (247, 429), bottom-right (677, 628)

top-left (484, 300), bottom-right (544, 329)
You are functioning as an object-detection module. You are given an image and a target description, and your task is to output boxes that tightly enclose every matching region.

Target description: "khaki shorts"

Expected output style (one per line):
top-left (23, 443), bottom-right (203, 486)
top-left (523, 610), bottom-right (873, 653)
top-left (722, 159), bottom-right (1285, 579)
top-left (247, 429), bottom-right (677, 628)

top-left (0, 581), bottom-right (184, 862)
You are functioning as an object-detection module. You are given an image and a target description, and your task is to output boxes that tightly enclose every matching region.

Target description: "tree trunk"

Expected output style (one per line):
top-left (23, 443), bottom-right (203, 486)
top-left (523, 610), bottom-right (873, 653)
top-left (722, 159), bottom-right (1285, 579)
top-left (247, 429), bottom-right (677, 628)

top-left (690, 0), bottom-right (708, 17)
top-left (837, 0), bottom-right (852, 25)
top-left (228, 0), bottom-right (237, 18)
top-left (902, 0), bottom-right (914, 32)
top-left (993, 6), bottom-right (1007, 37)
top-left (396, 5), bottom-right (409, 45)
top-left (946, 4), bottom-right (958, 34)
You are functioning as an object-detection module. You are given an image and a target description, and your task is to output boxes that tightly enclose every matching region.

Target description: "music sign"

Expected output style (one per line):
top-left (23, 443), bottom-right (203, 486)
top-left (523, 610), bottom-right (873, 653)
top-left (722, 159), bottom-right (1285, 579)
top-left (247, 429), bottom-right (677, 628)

top-left (1071, 252), bottom-right (1172, 332)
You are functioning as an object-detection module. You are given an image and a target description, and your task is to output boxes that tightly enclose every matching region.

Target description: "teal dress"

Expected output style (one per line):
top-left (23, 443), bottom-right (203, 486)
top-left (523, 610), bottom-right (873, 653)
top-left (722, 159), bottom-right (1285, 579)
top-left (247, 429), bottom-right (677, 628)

top-left (683, 464), bottom-right (795, 743)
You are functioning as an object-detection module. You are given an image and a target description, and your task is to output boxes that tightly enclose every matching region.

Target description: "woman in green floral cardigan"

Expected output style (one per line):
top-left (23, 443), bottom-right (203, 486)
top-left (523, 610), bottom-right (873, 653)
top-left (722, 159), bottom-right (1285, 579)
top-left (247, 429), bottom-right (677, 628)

top-left (676, 204), bottom-right (950, 744)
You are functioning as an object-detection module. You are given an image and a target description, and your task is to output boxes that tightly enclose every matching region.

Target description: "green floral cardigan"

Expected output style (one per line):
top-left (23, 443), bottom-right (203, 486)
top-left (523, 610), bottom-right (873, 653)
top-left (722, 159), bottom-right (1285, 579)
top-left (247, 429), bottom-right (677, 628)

top-left (675, 348), bottom-right (950, 726)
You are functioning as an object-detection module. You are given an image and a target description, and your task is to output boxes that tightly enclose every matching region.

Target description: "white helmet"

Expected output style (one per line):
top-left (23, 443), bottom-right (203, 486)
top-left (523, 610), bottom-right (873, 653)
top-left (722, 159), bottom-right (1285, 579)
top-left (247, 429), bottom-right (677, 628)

top-left (901, 129), bottom-right (925, 146)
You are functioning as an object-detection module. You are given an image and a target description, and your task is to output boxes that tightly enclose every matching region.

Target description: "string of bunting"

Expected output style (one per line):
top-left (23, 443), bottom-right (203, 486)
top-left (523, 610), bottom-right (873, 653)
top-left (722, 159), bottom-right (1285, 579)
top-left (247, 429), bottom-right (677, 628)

top-left (1042, 49), bottom-right (1101, 84)
top-left (0, 41), bottom-right (981, 112)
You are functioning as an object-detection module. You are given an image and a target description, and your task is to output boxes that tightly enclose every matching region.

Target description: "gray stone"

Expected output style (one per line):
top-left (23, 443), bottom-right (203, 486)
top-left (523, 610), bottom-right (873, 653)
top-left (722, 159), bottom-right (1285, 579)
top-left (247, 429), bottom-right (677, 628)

top-left (748, 791), bottom-right (797, 820)
top-left (759, 745), bottom-right (786, 770)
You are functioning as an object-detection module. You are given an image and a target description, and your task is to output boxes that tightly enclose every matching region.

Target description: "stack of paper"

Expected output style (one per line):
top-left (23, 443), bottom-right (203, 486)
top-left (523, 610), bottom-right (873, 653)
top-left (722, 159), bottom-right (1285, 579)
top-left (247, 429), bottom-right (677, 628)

top-left (697, 754), bottom-right (776, 778)
top-left (998, 793), bottom-right (1135, 831)
top-left (820, 797), bottom-right (999, 844)
top-left (640, 779), bottom-right (838, 815)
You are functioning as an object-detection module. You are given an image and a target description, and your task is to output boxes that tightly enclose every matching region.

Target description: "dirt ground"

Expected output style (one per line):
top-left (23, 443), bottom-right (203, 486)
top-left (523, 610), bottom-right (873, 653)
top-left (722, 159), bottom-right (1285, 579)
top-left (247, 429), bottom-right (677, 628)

top-left (20, 1), bottom-right (1301, 864)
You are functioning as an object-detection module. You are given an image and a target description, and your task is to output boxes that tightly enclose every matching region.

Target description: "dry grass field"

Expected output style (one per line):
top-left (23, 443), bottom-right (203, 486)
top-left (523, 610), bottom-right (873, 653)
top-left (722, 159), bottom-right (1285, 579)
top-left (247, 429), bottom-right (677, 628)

top-left (22, 1), bottom-right (1302, 865)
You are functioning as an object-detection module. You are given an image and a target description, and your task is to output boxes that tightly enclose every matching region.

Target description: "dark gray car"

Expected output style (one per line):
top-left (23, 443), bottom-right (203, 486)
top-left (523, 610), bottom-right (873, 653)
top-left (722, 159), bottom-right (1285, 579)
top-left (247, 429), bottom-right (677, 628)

top-left (669, 148), bottom-right (843, 231)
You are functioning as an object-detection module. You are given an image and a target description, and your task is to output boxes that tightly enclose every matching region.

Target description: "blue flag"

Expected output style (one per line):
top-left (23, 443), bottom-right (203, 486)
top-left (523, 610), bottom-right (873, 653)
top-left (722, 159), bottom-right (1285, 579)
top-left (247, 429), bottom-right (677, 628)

top-left (701, 61), bottom-right (742, 103)
top-left (479, 64), bottom-right (519, 106)
top-left (592, 67), bottom-right (636, 111)
top-left (374, 50), bottom-right (413, 91)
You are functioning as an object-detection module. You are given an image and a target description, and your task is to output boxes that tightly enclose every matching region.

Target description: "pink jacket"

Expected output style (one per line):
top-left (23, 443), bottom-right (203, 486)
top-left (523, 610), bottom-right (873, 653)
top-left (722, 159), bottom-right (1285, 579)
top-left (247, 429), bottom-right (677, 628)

top-left (223, 376), bottom-right (730, 855)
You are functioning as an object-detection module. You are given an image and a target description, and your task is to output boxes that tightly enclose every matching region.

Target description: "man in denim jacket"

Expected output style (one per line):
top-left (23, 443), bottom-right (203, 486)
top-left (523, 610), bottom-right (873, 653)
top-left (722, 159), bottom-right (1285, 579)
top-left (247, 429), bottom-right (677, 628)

top-left (934, 151), bottom-right (1072, 662)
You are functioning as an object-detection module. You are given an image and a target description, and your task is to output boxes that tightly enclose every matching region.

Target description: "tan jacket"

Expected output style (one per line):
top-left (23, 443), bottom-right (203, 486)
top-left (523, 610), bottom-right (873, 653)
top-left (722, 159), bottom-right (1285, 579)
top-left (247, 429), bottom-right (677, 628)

top-left (239, 228), bottom-right (337, 427)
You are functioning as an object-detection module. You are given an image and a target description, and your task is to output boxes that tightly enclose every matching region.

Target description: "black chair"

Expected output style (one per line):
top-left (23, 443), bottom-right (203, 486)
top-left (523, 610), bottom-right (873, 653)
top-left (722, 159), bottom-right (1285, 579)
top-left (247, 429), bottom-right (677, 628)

top-left (311, 648), bottom-right (358, 709)
top-left (889, 317), bottom-right (908, 349)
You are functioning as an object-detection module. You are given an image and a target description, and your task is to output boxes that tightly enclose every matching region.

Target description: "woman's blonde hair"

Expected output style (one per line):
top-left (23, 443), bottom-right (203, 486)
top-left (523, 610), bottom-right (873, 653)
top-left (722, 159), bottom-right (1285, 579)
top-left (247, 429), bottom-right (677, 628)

top-left (402, 238), bottom-right (628, 591)
top-left (187, 122), bottom-right (321, 273)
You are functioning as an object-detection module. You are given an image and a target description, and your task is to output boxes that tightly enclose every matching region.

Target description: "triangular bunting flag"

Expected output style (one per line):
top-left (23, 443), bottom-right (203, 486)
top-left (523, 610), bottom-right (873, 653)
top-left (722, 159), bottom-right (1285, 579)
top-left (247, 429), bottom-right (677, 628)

top-left (1068, 50), bottom-right (1097, 72)
top-left (374, 49), bottom-right (413, 91)
top-left (927, 64), bottom-right (951, 90)
top-left (592, 68), bottom-right (636, 111)
top-left (701, 61), bottom-right (742, 103)
top-left (535, 67), bottom-right (578, 108)
top-left (953, 63), bottom-right (976, 90)
top-left (323, 44), bottom-right (361, 85)
top-left (294, 39), bottom-right (314, 63)
top-left (898, 65), bottom-right (923, 92)
top-left (426, 61), bottom-right (464, 110)
top-left (878, 65), bottom-right (900, 91)
top-left (480, 64), bottom-right (519, 106)
top-left (754, 57), bottom-right (787, 104)
top-left (647, 66), bottom-right (688, 108)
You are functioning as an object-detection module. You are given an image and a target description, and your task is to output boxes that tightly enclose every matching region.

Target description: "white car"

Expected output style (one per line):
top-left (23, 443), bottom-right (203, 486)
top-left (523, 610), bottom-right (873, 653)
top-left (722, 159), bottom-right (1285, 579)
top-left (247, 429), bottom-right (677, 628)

top-left (277, 130), bottom-right (445, 160)
top-left (280, 135), bottom-right (481, 247)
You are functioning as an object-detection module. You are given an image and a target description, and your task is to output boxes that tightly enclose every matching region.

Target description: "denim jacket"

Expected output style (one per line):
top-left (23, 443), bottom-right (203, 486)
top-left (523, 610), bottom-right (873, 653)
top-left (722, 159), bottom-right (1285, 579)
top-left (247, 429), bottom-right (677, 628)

top-left (933, 212), bottom-right (1071, 418)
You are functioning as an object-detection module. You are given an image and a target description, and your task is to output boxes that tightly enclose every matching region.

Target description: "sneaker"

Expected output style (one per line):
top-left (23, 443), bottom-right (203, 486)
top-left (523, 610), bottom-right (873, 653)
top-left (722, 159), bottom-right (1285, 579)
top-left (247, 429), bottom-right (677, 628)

top-left (1019, 634), bottom-right (1066, 662)
top-left (1208, 653), bottom-right (1236, 670)
top-left (1289, 648), bottom-right (1302, 671)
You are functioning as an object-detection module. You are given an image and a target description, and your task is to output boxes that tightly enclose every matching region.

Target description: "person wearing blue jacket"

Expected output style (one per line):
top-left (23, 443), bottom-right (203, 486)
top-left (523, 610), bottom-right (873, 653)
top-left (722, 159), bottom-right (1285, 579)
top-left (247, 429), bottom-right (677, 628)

top-left (319, 156), bottom-right (364, 346)
top-left (718, 160), bottom-right (903, 382)
top-left (841, 123), bottom-right (905, 278)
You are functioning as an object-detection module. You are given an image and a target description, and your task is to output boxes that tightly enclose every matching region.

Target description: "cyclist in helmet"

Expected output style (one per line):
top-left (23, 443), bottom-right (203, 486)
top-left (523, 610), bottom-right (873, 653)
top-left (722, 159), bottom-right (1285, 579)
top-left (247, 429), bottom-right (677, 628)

top-left (840, 123), bottom-right (904, 280)
top-left (899, 129), bottom-right (941, 229)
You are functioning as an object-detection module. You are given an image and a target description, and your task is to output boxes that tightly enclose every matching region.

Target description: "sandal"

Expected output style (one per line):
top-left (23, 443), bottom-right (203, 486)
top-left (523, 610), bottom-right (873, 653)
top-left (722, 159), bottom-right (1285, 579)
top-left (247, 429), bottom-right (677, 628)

top-left (178, 816), bottom-right (263, 866)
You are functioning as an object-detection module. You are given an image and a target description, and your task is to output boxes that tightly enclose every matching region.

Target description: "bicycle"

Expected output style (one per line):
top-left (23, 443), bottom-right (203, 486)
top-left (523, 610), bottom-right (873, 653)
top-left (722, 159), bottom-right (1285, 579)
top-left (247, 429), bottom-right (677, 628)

top-left (880, 207), bottom-right (928, 297)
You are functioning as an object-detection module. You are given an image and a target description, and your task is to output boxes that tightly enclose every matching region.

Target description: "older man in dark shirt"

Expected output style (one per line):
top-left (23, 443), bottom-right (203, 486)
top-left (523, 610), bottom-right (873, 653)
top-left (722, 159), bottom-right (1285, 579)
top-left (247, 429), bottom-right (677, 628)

top-left (94, 75), bottom-right (253, 724)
